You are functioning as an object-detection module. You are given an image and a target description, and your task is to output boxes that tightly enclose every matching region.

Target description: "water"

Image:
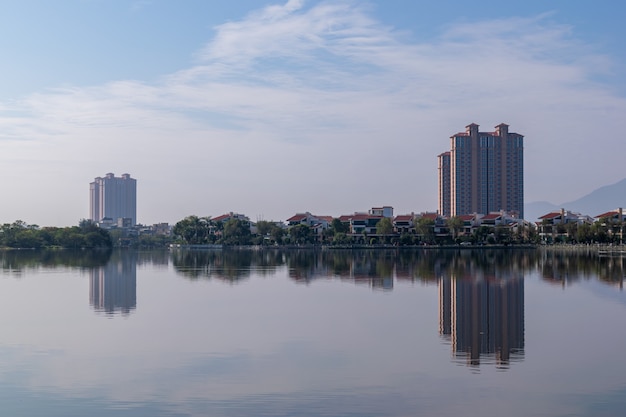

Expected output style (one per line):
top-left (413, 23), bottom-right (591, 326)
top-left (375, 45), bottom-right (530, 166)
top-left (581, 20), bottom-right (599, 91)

top-left (1, 248), bottom-right (625, 417)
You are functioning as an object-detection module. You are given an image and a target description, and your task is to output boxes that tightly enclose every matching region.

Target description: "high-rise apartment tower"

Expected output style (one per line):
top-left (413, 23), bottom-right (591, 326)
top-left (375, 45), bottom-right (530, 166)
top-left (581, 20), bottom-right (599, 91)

top-left (89, 173), bottom-right (137, 225)
top-left (438, 123), bottom-right (524, 218)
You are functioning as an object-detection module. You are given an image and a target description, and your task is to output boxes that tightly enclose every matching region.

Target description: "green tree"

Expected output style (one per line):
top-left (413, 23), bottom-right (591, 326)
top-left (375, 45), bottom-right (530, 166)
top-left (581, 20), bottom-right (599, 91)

top-left (289, 224), bottom-right (314, 244)
top-left (376, 217), bottom-right (393, 235)
top-left (173, 215), bottom-right (213, 244)
top-left (415, 218), bottom-right (435, 244)
top-left (446, 216), bottom-right (464, 241)
top-left (332, 232), bottom-right (352, 245)
top-left (494, 225), bottom-right (512, 245)
top-left (221, 219), bottom-right (252, 245)
top-left (473, 225), bottom-right (491, 244)
top-left (331, 218), bottom-right (349, 234)
top-left (376, 217), bottom-right (394, 244)
top-left (400, 232), bottom-right (415, 246)
top-left (255, 221), bottom-right (286, 245)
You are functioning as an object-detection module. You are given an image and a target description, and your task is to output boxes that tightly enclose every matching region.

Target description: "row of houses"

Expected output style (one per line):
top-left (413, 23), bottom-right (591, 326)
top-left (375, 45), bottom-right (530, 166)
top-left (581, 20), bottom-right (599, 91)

top-left (285, 206), bottom-right (529, 238)
top-left (98, 206), bottom-right (626, 242)
top-left (286, 206), bottom-right (626, 241)
top-left (536, 208), bottom-right (625, 241)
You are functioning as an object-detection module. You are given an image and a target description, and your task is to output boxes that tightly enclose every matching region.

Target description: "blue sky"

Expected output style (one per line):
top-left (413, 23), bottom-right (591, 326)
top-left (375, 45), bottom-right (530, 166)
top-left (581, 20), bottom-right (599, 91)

top-left (1, 0), bottom-right (626, 226)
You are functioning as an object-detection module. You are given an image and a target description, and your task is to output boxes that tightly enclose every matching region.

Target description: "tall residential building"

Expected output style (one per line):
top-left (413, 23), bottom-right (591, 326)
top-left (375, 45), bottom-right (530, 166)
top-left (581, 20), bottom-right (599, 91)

top-left (438, 123), bottom-right (524, 218)
top-left (437, 152), bottom-right (451, 217)
top-left (89, 173), bottom-right (137, 225)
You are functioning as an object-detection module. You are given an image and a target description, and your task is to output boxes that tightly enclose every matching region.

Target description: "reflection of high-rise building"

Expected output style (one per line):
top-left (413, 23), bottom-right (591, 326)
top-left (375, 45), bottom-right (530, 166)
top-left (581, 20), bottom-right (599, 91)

top-left (439, 276), bottom-right (452, 337)
top-left (439, 273), bottom-right (524, 368)
top-left (438, 123), bottom-right (524, 218)
top-left (89, 251), bottom-right (137, 316)
top-left (89, 173), bottom-right (137, 225)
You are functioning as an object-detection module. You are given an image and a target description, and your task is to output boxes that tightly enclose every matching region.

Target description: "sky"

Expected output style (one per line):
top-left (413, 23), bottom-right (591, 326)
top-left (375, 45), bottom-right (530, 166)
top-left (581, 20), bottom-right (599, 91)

top-left (2, 0), bottom-right (626, 227)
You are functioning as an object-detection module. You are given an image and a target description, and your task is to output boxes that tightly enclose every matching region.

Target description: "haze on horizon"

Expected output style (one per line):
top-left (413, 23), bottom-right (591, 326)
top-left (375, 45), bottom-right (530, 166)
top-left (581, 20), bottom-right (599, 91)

top-left (2, 0), bottom-right (626, 227)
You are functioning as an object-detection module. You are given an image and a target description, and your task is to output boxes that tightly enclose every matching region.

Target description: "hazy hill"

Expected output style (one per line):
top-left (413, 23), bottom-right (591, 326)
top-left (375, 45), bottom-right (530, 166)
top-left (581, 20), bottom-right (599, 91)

top-left (525, 178), bottom-right (626, 222)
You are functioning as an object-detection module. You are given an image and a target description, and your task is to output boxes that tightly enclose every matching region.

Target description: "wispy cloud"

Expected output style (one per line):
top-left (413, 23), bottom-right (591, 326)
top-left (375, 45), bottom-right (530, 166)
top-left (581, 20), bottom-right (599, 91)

top-left (1, 0), bottom-right (625, 225)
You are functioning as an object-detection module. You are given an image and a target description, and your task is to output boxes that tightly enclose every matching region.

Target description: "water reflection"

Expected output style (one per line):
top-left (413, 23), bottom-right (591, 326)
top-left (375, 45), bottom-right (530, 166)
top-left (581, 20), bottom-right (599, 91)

top-left (439, 275), bottom-right (524, 369)
top-left (0, 249), bottom-right (111, 274)
top-left (169, 247), bottom-right (626, 291)
top-left (540, 249), bottom-right (626, 288)
top-left (2, 247), bottom-right (626, 416)
top-left (89, 250), bottom-right (137, 316)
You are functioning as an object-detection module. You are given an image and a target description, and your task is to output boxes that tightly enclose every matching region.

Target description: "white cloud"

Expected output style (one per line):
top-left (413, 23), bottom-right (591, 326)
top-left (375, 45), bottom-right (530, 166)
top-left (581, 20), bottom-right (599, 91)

top-left (1, 0), bottom-right (625, 225)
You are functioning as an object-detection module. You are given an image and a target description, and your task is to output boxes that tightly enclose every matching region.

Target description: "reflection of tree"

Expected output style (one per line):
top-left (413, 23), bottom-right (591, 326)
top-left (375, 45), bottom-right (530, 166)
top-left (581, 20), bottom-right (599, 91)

top-left (595, 257), bottom-right (626, 288)
top-left (538, 249), bottom-right (626, 288)
top-left (0, 249), bottom-right (111, 275)
top-left (137, 250), bottom-right (170, 268)
top-left (171, 249), bottom-right (284, 283)
top-left (169, 247), bottom-right (625, 291)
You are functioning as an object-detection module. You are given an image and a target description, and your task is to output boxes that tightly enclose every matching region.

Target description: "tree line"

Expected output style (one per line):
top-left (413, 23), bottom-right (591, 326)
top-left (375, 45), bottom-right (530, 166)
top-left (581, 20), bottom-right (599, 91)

top-left (0, 220), bottom-right (112, 249)
top-left (173, 214), bottom-right (623, 247)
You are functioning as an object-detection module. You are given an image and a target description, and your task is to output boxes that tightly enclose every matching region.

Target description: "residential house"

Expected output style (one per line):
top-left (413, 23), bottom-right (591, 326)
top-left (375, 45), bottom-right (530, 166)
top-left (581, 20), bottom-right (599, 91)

top-left (393, 214), bottom-right (415, 234)
top-left (285, 212), bottom-right (331, 241)
top-left (338, 213), bottom-right (383, 235)
top-left (537, 209), bottom-right (593, 242)
top-left (369, 206), bottom-right (394, 218)
top-left (595, 208), bottom-right (625, 242)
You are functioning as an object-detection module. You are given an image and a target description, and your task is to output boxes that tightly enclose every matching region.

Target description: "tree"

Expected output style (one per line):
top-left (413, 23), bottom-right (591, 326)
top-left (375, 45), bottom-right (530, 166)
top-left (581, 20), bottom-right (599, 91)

top-left (173, 215), bottom-right (213, 244)
top-left (289, 224), bottom-right (314, 244)
top-left (221, 219), bottom-right (252, 245)
top-left (446, 216), bottom-right (464, 242)
top-left (255, 220), bottom-right (274, 237)
top-left (271, 226), bottom-right (285, 245)
top-left (400, 232), bottom-right (415, 246)
top-left (331, 218), bottom-right (349, 234)
top-left (332, 232), bottom-right (352, 245)
top-left (494, 225), bottom-right (512, 245)
top-left (415, 218), bottom-right (435, 244)
top-left (376, 217), bottom-right (394, 244)
top-left (376, 217), bottom-right (393, 235)
top-left (255, 221), bottom-right (286, 245)
top-left (473, 225), bottom-right (491, 244)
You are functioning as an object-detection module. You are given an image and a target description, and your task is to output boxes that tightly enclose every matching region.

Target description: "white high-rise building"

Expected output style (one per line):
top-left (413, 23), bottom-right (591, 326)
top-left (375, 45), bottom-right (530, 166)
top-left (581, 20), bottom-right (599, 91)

top-left (89, 173), bottom-right (137, 225)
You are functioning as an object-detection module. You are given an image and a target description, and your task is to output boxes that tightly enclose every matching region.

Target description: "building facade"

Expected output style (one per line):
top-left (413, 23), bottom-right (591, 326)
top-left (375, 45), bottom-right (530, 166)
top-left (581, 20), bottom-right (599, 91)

top-left (89, 173), bottom-right (137, 225)
top-left (437, 151), bottom-right (451, 217)
top-left (439, 123), bottom-right (524, 218)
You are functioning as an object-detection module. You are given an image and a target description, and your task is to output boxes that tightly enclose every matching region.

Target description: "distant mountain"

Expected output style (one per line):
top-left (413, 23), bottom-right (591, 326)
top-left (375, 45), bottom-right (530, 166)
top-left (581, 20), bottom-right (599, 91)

top-left (525, 178), bottom-right (626, 222)
top-left (524, 201), bottom-right (559, 223)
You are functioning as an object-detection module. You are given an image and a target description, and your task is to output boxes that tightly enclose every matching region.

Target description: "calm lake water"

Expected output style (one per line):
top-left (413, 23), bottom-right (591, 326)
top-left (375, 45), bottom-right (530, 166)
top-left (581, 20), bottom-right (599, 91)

top-left (1, 248), bottom-right (626, 417)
